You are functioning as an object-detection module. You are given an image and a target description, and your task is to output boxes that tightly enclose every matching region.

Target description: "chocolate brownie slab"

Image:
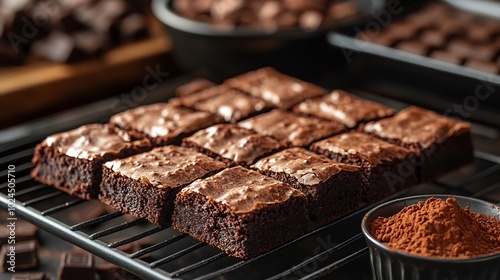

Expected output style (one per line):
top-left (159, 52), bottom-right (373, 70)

top-left (363, 106), bottom-right (473, 181)
top-left (225, 67), bottom-right (327, 109)
top-left (175, 78), bottom-right (216, 97)
top-left (109, 102), bottom-right (222, 146)
top-left (31, 124), bottom-right (151, 200)
top-left (311, 132), bottom-right (418, 203)
top-left (182, 124), bottom-right (282, 167)
top-left (172, 166), bottom-right (308, 259)
top-left (294, 90), bottom-right (396, 128)
top-left (239, 109), bottom-right (345, 147)
top-left (252, 148), bottom-right (363, 223)
top-left (99, 146), bottom-right (226, 225)
top-left (179, 85), bottom-right (272, 123)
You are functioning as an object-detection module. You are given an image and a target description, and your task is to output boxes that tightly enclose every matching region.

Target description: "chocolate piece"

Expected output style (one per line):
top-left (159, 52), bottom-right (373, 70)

top-left (447, 39), bottom-right (473, 57)
top-left (327, 1), bottom-right (360, 21)
top-left (172, 166), bottom-right (308, 259)
top-left (419, 30), bottom-right (446, 47)
top-left (11, 272), bottom-right (50, 280)
top-left (100, 146), bottom-right (226, 225)
top-left (180, 85), bottom-right (272, 123)
top-left (294, 90), bottom-right (395, 128)
top-left (364, 106), bottom-right (473, 181)
top-left (395, 40), bottom-right (429, 56)
top-left (226, 67), bottom-right (326, 109)
top-left (119, 13), bottom-right (148, 42)
top-left (175, 78), bottom-right (216, 97)
top-left (182, 124), bottom-right (282, 167)
top-left (31, 124), bottom-right (151, 200)
top-left (311, 132), bottom-right (417, 203)
top-left (464, 59), bottom-right (499, 74)
top-left (430, 50), bottom-right (463, 65)
top-left (239, 109), bottom-right (345, 147)
top-left (31, 32), bottom-right (77, 63)
top-left (467, 44), bottom-right (497, 62)
top-left (299, 10), bottom-right (323, 30)
top-left (110, 102), bottom-right (222, 146)
top-left (252, 148), bottom-right (364, 223)
top-left (1, 240), bottom-right (38, 272)
top-left (58, 251), bottom-right (94, 280)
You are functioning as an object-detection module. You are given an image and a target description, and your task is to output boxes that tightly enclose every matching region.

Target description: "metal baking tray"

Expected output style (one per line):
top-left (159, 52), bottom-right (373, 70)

top-left (1, 74), bottom-right (500, 279)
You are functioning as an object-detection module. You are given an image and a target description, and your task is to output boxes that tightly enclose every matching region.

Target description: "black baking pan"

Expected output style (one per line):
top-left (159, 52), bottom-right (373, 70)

top-left (327, 0), bottom-right (500, 128)
top-left (152, 0), bottom-right (387, 81)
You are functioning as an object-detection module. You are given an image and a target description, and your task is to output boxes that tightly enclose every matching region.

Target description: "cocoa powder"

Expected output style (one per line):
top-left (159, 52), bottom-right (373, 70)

top-left (370, 197), bottom-right (500, 258)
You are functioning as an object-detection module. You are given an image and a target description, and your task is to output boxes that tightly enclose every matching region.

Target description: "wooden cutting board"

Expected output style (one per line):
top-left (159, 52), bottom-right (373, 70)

top-left (0, 15), bottom-right (172, 127)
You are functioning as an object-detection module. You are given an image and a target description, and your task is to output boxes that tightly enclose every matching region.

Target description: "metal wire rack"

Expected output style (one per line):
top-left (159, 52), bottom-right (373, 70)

top-left (1, 80), bottom-right (500, 279)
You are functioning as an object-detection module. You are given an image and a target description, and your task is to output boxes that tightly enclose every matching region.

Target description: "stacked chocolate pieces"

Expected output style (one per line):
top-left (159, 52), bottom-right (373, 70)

top-left (31, 67), bottom-right (474, 259)
top-left (358, 3), bottom-right (500, 74)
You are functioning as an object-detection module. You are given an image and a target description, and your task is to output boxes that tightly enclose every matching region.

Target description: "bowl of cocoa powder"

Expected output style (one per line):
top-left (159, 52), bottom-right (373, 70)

top-left (151, 0), bottom-right (384, 80)
top-left (361, 194), bottom-right (500, 280)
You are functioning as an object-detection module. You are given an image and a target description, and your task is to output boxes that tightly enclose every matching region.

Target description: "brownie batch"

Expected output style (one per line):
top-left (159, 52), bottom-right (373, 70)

top-left (358, 3), bottom-right (500, 74)
top-left (31, 67), bottom-right (474, 259)
top-left (172, 0), bottom-right (360, 30)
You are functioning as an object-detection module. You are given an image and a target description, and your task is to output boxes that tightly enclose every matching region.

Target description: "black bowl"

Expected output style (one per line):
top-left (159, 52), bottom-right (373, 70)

top-left (152, 0), bottom-right (384, 81)
top-left (361, 194), bottom-right (500, 280)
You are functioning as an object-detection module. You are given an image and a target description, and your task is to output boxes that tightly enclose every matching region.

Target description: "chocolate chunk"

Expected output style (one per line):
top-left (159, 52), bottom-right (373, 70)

top-left (395, 40), bottom-right (429, 56)
top-left (31, 32), bottom-right (77, 63)
top-left (175, 78), bottom-right (216, 97)
top-left (1, 240), bottom-right (38, 272)
top-left (298, 10), bottom-right (322, 30)
top-left (327, 1), bottom-right (360, 21)
top-left (119, 13), bottom-right (148, 42)
top-left (283, 0), bottom-right (326, 11)
top-left (419, 30), bottom-right (446, 47)
top-left (430, 50), bottom-right (463, 65)
top-left (447, 39), bottom-right (473, 57)
top-left (464, 59), bottom-right (500, 74)
top-left (11, 272), bottom-right (50, 280)
top-left (58, 251), bottom-right (94, 280)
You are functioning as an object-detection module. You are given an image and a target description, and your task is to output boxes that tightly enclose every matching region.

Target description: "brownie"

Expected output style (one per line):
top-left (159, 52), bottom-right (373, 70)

top-left (239, 109), bottom-right (345, 147)
top-left (294, 90), bottom-right (395, 128)
top-left (99, 146), bottom-right (226, 225)
top-left (179, 85), bottom-right (272, 123)
top-left (175, 78), bottom-right (216, 97)
top-left (311, 132), bottom-right (418, 203)
top-left (172, 166), bottom-right (308, 259)
top-left (182, 124), bottom-right (282, 167)
top-left (225, 67), bottom-right (327, 109)
top-left (109, 102), bottom-right (222, 146)
top-left (252, 148), bottom-right (363, 223)
top-left (363, 106), bottom-right (473, 181)
top-left (31, 124), bottom-right (151, 200)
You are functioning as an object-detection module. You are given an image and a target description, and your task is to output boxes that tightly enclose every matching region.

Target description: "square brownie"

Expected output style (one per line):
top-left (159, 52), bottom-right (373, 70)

top-left (294, 90), bottom-right (396, 128)
top-left (363, 106), bottom-right (473, 181)
top-left (311, 132), bottom-right (418, 203)
top-left (109, 102), bottom-right (222, 146)
top-left (179, 85), bottom-right (272, 123)
top-left (172, 166), bottom-right (308, 259)
top-left (182, 124), bottom-right (282, 167)
top-left (99, 146), bottom-right (226, 225)
top-left (239, 109), bottom-right (345, 147)
top-left (225, 67), bottom-right (327, 109)
top-left (252, 148), bottom-right (363, 223)
top-left (31, 124), bottom-right (151, 200)
top-left (175, 78), bottom-right (216, 97)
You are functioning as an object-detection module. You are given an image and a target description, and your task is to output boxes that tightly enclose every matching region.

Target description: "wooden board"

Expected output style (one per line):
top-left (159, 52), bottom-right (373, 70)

top-left (0, 15), bottom-right (172, 127)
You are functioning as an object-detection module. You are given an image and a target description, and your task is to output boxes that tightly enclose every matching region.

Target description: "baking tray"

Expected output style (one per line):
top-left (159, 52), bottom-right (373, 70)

top-left (327, 1), bottom-right (500, 117)
top-left (1, 73), bottom-right (500, 279)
